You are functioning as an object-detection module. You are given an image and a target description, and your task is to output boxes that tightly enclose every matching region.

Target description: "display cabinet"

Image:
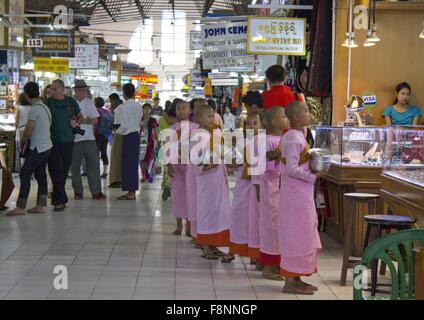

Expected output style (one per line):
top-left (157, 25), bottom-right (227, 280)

top-left (380, 126), bottom-right (424, 228)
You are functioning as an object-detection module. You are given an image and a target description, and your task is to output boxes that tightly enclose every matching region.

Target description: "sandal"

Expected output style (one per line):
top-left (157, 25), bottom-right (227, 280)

top-left (5, 209), bottom-right (25, 216)
top-left (282, 286), bottom-right (315, 295)
top-left (54, 204), bottom-right (65, 212)
top-left (263, 273), bottom-right (285, 281)
top-left (220, 255), bottom-right (235, 263)
top-left (201, 250), bottom-right (218, 260)
top-left (297, 279), bottom-right (318, 291)
top-left (212, 248), bottom-right (226, 257)
top-left (27, 208), bottom-right (46, 214)
top-left (118, 195), bottom-right (136, 200)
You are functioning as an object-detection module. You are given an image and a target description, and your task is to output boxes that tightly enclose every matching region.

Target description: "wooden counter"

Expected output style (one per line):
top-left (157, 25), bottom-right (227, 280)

top-left (380, 174), bottom-right (424, 228)
top-left (322, 164), bottom-right (384, 256)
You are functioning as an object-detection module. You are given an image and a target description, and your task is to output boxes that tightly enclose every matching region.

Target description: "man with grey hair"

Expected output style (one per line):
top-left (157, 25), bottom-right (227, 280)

top-left (71, 80), bottom-right (106, 200)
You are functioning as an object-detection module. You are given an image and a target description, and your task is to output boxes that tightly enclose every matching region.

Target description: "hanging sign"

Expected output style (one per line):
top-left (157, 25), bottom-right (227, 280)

top-left (34, 31), bottom-right (75, 57)
top-left (247, 17), bottom-right (306, 56)
top-left (201, 21), bottom-right (255, 72)
top-left (131, 74), bottom-right (158, 84)
top-left (69, 44), bottom-right (99, 69)
top-left (26, 39), bottom-right (43, 48)
top-left (190, 31), bottom-right (202, 50)
top-left (33, 57), bottom-right (69, 73)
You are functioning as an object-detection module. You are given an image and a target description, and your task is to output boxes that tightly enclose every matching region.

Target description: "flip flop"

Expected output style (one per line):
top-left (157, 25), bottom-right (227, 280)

top-left (201, 251), bottom-right (218, 260)
top-left (212, 249), bottom-right (226, 257)
top-left (27, 208), bottom-right (46, 214)
top-left (5, 210), bottom-right (25, 216)
top-left (118, 195), bottom-right (136, 200)
top-left (263, 273), bottom-right (285, 281)
top-left (282, 286), bottom-right (315, 295)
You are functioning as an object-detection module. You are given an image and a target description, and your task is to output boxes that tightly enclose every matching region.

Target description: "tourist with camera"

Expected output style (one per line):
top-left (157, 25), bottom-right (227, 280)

top-left (71, 80), bottom-right (107, 201)
top-left (46, 79), bottom-right (84, 212)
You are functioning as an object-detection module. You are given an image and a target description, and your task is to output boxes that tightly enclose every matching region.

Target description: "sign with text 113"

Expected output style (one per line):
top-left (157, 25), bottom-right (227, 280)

top-left (247, 17), bottom-right (306, 56)
top-left (26, 39), bottom-right (43, 48)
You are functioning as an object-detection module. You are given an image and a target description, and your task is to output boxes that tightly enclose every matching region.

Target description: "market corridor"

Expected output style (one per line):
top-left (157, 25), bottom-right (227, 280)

top-left (0, 175), bottom-right (352, 300)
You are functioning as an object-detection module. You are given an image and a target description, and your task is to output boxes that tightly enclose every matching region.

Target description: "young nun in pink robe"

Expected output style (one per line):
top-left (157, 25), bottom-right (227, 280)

top-left (245, 113), bottom-right (264, 265)
top-left (279, 101), bottom-right (322, 295)
top-left (258, 107), bottom-right (289, 280)
top-left (192, 104), bottom-right (231, 259)
top-left (168, 99), bottom-right (197, 235)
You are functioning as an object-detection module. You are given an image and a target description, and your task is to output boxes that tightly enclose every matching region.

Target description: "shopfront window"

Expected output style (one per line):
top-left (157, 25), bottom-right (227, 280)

top-left (161, 10), bottom-right (186, 66)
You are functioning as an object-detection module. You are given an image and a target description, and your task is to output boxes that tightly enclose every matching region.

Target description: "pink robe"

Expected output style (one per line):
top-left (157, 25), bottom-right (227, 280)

top-left (170, 121), bottom-right (198, 220)
top-left (259, 134), bottom-right (282, 265)
top-left (186, 163), bottom-right (198, 238)
top-left (229, 165), bottom-right (251, 256)
top-left (193, 129), bottom-right (231, 246)
top-left (279, 129), bottom-right (322, 275)
top-left (247, 135), bottom-right (261, 259)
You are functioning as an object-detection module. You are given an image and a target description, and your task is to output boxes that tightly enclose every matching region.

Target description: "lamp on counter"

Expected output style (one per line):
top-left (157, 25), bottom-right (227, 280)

top-left (344, 95), bottom-right (365, 127)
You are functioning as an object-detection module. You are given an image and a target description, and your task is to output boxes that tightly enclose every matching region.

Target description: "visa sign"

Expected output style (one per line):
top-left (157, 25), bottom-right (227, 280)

top-left (362, 94), bottom-right (377, 107)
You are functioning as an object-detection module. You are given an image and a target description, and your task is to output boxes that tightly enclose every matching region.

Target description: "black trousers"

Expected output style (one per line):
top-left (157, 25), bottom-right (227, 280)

top-left (48, 140), bottom-right (74, 205)
top-left (17, 148), bottom-right (51, 209)
top-left (96, 134), bottom-right (109, 166)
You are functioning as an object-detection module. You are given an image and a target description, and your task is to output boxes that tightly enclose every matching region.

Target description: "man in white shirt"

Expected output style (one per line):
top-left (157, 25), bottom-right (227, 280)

top-left (223, 107), bottom-right (236, 131)
top-left (71, 80), bottom-right (106, 200)
top-left (114, 83), bottom-right (143, 200)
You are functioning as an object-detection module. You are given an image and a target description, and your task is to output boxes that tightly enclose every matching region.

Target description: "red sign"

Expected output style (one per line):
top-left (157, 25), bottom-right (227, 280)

top-left (131, 74), bottom-right (158, 84)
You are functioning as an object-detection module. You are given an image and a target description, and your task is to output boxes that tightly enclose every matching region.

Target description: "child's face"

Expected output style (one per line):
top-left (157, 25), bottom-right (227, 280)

top-left (143, 106), bottom-right (152, 117)
top-left (246, 114), bottom-right (262, 135)
top-left (296, 104), bottom-right (310, 127)
top-left (176, 102), bottom-right (190, 121)
top-left (273, 108), bottom-right (290, 132)
top-left (198, 109), bottom-right (215, 130)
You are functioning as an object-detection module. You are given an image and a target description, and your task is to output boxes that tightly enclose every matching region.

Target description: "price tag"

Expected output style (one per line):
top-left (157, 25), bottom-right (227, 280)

top-left (26, 39), bottom-right (43, 48)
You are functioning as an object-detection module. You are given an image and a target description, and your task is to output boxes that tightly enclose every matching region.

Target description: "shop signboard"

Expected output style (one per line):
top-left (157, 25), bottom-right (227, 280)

top-left (190, 31), bottom-right (202, 50)
top-left (33, 57), bottom-right (69, 73)
top-left (34, 31), bottom-right (75, 57)
top-left (77, 60), bottom-right (108, 77)
top-left (131, 74), bottom-right (158, 84)
top-left (26, 39), bottom-right (43, 48)
top-left (190, 69), bottom-right (203, 88)
top-left (201, 21), bottom-right (255, 72)
top-left (247, 17), bottom-right (306, 56)
top-left (69, 44), bottom-right (99, 69)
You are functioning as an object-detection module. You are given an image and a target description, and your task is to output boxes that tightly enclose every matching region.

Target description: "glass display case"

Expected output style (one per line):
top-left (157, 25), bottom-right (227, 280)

top-left (381, 126), bottom-right (424, 188)
top-left (312, 126), bottom-right (383, 167)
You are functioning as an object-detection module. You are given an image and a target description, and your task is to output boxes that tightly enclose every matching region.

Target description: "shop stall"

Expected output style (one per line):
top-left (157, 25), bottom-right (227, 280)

top-left (314, 126), bottom-right (384, 255)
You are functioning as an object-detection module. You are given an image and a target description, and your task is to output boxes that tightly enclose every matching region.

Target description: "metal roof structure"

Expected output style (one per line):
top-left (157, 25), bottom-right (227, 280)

top-left (76, 0), bottom-right (253, 24)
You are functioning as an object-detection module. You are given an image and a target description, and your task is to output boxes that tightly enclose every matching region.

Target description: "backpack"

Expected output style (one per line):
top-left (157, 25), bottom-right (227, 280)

top-left (97, 110), bottom-right (114, 137)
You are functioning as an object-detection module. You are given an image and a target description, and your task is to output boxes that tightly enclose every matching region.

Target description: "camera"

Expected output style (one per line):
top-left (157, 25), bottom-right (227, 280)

top-left (73, 126), bottom-right (86, 136)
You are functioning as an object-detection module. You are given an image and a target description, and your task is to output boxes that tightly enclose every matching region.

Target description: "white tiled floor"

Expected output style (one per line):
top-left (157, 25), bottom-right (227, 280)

top-left (0, 174), bottom-right (354, 300)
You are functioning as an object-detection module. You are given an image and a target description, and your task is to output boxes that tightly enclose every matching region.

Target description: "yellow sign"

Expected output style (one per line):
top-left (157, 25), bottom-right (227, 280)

top-left (131, 74), bottom-right (158, 84)
top-left (247, 17), bottom-right (306, 56)
top-left (33, 57), bottom-right (69, 73)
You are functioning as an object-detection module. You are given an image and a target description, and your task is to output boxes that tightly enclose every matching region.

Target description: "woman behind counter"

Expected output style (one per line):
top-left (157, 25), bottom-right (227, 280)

top-left (382, 82), bottom-right (421, 125)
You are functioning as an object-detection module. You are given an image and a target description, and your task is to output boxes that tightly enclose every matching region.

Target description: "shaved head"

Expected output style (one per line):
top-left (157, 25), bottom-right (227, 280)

top-left (195, 103), bottom-right (213, 119)
top-left (285, 101), bottom-right (304, 123)
top-left (263, 106), bottom-right (283, 123)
